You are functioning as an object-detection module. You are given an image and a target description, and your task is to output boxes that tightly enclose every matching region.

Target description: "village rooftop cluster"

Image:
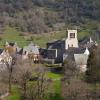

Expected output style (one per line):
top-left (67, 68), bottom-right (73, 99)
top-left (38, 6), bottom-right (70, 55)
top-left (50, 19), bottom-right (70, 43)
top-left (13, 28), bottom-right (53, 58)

top-left (0, 29), bottom-right (98, 72)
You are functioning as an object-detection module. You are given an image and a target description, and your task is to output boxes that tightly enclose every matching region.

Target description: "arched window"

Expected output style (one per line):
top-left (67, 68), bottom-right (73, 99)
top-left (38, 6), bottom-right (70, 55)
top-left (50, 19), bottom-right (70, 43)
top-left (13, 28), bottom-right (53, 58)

top-left (70, 33), bottom-right (75, 38)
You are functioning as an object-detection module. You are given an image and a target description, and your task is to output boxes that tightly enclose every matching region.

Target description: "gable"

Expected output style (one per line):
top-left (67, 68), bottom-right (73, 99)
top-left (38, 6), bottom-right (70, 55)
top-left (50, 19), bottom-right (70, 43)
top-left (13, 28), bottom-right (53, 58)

top-left (74, 54), bottom-right (89, 65)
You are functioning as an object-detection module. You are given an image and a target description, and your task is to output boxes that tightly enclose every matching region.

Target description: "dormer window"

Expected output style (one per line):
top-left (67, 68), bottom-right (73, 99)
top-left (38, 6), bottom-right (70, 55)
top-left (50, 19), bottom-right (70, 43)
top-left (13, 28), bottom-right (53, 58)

top-left (70, 33), bottom-right (75, 38)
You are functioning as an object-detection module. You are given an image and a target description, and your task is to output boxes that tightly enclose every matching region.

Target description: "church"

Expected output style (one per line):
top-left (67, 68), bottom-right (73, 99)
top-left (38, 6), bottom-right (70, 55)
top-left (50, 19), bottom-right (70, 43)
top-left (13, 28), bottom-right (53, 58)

top-left (40, 29), bottom-right (97, 72)
top-left (64, 29), bottom-right (93, 72)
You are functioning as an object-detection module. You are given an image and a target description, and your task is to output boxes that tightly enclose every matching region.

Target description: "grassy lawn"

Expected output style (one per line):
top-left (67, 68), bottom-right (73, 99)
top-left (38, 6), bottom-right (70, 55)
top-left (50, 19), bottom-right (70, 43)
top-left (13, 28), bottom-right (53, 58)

top-left (47, 72), bottom-right (62, 80)
top-left (7, 86), bottom-right (20, 100)
top-left (47, 72), bottom-right (62, 94)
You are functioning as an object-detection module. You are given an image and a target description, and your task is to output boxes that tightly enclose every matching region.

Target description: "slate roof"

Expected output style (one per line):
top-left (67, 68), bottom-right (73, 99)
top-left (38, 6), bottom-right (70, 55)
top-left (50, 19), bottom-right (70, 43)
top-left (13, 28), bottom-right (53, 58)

top-left (64, 47), bottom-right (86, 60)
top-left (23, 43), bottom-right (39, 54)
top-left (39, 48), bottom-right (48, 58)
top-left (47, 40), bottom-right (65, 50)
top-left (17, 48), bottom-right (23, 55)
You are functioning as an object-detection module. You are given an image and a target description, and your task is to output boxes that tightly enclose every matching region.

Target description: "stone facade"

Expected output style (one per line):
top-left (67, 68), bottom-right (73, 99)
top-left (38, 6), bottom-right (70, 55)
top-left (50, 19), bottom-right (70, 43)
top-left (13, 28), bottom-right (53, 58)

top-left (65, 30), bottom-right (79, 50)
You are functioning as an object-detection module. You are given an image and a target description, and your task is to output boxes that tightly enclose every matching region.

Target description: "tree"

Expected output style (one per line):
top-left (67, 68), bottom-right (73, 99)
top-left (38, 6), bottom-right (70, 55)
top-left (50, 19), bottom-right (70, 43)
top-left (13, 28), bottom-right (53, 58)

top-left (0, 82), bottom-right (8, 96)
top-left (26, 65), bottom-right (52, 100)
top-left (61, 79), bottom-right (91, 100)
top-left (0, 54), bottom-right (16, 93)
top-left (13, 59), bottom-right (33, 100)
top-left (86, 46), bottom-right (100, 83)
top-left (86, 46), bottom-right (100, 100)
top-left (61, 59), bottom-right (94, 100)
top-left (13, 59), bottom-right (52, 100)
top-left (63, 59), bottom-right (79, 84)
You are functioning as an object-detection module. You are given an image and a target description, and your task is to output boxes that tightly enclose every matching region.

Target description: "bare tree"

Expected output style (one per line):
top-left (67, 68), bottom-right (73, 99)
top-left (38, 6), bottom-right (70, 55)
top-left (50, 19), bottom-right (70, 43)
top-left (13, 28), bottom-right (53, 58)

top-left (26, 65), bottom-right (52, 100)
top-left (61, 79), bottom-right (91, 100)
top-left (0, 82), bottom-right (8, 96)
top-left (61, 58), bottom-right (100, 100)
top-left (13, 59), bottom-right (33, 100)
top-left (0, 55), bottom-right (16, 93)
top-left (63, 59), bottom-right (79, 84)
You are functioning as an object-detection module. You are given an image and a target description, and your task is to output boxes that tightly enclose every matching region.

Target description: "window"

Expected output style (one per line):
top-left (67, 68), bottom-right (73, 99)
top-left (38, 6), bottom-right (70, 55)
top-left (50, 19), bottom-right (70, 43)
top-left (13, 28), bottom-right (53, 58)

top-left (70, 33), bottom-right (75, 38)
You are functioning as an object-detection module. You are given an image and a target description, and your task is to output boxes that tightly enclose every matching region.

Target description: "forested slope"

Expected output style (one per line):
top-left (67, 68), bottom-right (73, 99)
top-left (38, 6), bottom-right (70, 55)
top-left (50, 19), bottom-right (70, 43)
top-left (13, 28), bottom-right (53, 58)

top-left (0, 0), bottom-right (100, 34)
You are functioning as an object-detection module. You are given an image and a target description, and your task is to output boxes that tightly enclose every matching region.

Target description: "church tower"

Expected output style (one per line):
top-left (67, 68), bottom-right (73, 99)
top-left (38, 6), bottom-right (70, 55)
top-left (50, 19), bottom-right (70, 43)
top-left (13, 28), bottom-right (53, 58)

top-left (65, 30), bottom-right (79, 50)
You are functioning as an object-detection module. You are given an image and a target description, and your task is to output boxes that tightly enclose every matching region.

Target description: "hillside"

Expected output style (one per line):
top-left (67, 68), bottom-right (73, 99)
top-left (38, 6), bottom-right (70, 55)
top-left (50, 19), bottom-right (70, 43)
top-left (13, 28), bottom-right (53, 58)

top-left (0, 0), bottom-right (99, 35)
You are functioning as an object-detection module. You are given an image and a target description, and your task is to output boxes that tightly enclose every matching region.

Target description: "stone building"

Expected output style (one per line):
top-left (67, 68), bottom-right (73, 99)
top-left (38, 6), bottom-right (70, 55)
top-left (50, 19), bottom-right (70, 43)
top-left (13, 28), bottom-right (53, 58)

top-left (64, 29), bottom-right (97, 72)
top-left (65, 30), bottom-right (79, 50)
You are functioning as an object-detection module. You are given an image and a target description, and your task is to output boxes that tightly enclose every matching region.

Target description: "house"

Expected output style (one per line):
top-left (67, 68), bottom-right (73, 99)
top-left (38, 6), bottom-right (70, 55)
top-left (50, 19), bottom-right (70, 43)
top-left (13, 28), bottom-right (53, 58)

top-left (21, 42), bottom-right (40, 62)
top-left (4, 42), bottom-right (20, 56)
top-left (0, 49), bottom-right (12, 72)
top-left (3, 42), bottom-right (40, 63)
top-left (40, 39), bottom-right (65, 64)
top-left (74, 54), bottom-right (89, 72)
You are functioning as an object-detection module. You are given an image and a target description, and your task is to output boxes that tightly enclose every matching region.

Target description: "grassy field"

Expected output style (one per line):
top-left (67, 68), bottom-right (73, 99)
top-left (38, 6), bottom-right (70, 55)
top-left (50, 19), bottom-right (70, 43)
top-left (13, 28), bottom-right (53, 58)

top-left (0, 27), bottom-right (30, 47)
top-left (0, 26), bottom-right (98, 48)
top-left (0, 27), bottom-right (66, 48)
top-left (47, 72), bottom-right (62, 94)
top-left (6, 72), bottom-right (62, 100)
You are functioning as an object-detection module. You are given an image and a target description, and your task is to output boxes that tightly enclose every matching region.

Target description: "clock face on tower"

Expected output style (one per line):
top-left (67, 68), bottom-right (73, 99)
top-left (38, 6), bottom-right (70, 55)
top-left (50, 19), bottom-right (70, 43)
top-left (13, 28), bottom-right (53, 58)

top-left (70, 33), bottom-right (75, 38)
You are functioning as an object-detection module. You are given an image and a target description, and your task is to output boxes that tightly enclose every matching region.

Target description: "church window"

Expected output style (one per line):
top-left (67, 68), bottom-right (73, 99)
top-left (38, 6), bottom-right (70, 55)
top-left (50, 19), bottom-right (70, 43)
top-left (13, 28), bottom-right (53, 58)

top-left (70, 33), bottom-right (75, 38)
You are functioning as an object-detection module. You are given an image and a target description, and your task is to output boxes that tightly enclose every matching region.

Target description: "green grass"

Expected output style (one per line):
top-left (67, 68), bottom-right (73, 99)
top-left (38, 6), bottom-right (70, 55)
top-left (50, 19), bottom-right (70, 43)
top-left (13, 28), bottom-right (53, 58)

top-left (78, 30), bottom-right (90, 39)
top-left (0, 27), bottom-right (66, 48)
top-left (47, 72), bottom-right (62, 80)
top-left (7, 86), bottom-right (20, 100)
top-left (0, 26), bottom-right (99, 48)
top-left (0, 27), bottom-right (30, 47)
top-left (3, 27), bottom-right (29, 47)
top-left (47, 72), bottom-right (62, 94)
top-left (31, 30), bottom-right (66, 47)
top-left (53, 80), bottom-right (61, 93)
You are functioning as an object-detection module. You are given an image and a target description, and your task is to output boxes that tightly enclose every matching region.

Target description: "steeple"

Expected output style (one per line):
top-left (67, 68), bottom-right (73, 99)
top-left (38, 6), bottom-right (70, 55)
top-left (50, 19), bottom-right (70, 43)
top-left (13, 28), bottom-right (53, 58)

top-left (65, 29), bottom-right (79, 50)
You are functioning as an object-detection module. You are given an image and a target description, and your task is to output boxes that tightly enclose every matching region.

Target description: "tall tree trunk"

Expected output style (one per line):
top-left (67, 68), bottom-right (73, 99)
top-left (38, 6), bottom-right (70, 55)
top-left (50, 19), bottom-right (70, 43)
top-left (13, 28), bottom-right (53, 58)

top-left (23, 81), bottom-right (27, 100)
top-left (8, 71), bottom-right (12, 93)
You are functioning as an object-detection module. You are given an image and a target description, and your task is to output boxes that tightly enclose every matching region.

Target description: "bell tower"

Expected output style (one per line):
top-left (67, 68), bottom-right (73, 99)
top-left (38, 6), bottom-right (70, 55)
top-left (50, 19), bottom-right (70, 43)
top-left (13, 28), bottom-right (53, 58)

top-left (65, 30), bottom-right (79, 50)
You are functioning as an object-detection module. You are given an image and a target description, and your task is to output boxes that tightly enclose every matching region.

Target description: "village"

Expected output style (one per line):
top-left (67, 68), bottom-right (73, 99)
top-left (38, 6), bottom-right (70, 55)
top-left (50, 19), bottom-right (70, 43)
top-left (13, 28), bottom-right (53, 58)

top-left (0, 29), bottom-right (98, 72)
top-left (0, 29), bottom-right (99, 100)
top-left (0, 0), bottom-right (100, 99)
